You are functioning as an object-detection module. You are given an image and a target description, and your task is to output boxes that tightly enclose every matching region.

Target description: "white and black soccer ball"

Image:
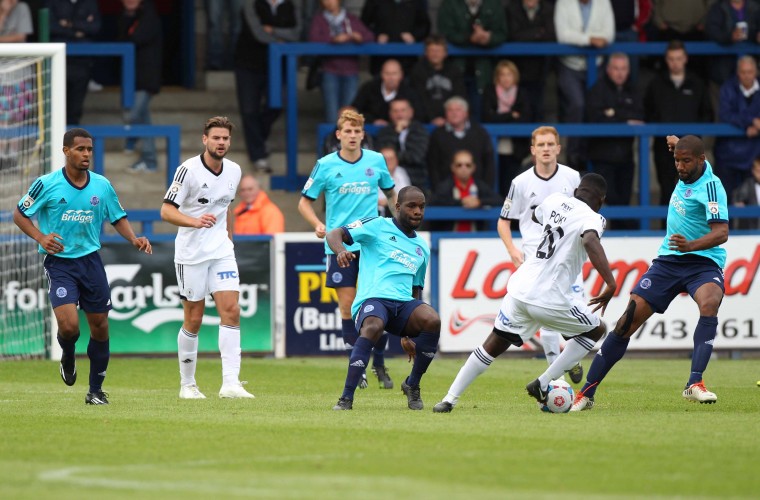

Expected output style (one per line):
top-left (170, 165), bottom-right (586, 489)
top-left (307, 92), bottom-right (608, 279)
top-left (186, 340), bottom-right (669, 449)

top-left (540, 379), bottom-right (574, 413)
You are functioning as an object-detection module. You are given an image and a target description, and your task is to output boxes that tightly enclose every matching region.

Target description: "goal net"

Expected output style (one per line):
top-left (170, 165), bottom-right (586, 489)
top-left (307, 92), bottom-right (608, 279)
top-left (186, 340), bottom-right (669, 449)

top-left (0, 45), bottom-right (65, 358)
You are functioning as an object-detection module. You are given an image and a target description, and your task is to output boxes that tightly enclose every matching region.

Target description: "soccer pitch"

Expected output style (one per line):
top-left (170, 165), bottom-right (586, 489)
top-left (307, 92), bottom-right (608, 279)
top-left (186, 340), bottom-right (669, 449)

top-left (1, 357), bottom-right (758, 499)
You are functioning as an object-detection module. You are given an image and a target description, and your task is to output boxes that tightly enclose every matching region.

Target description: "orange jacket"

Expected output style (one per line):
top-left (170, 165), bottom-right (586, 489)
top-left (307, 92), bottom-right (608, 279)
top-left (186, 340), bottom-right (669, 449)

top-left (233, 192), bottom-right (285, 235)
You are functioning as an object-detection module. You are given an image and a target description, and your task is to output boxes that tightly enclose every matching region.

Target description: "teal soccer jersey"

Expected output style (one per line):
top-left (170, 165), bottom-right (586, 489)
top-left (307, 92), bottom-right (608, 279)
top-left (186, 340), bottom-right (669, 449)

top-left (658, 160), bottom-right (728, 268)
top-left (302, 149), bottom-right (394, 254)
top-left (343, 217), bottom-right (430, 318)
top-left (17, 169), bottom-right (127, 258)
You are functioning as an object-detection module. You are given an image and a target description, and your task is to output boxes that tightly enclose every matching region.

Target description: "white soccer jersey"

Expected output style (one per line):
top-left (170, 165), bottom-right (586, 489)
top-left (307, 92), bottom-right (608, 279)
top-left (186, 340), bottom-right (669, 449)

top-left (164, 155), bottom-right (241, 264)
top-left (500, 164), bottom-right (580, 258)
top-left (507, 192), bottom-right (605, 308)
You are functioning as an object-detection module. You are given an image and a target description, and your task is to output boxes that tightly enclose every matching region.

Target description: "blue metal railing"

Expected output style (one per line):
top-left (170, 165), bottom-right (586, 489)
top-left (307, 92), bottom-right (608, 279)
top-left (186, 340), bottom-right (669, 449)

top-left (66, 42), bottom-right (135, 108)
top-left (269, 41), bottom-right (760, 191)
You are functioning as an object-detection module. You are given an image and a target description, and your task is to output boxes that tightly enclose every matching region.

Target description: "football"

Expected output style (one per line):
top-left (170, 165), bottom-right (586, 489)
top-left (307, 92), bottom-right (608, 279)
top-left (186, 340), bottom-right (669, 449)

top-left (541, 379), bottom-right (575, 413)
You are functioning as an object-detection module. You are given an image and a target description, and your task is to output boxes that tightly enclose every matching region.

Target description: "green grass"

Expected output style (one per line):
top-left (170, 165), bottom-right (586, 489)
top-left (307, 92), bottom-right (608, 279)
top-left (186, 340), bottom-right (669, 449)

top-left (1, 356), bottom-right (759, 499)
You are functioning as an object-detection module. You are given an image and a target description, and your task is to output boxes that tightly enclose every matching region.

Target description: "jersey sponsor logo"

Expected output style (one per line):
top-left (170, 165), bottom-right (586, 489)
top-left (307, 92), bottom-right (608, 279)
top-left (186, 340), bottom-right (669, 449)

top-left (90, 196), bottom-right (100, 206)
top-left (198, 198), bottom-right (209, 204)
top-left (56, 287), bottom-right (67, 298)
top-left (217, 270), bottom-right (238, 280)
top-left (672, 198), bottom-right (686, 216)
top-left (21, 194), bottom-right (35, 209)
top-left (331, 272), bottom-right (343, 283)
top-left (303, 177), bottom-right (314, 190)
top-left (389, 249), bottom-right (420, 272)
top-left (61, 210), bottom-right (95, 223)
top-left (365, 168), bottom-right (374, 177)
top-left (58, 198), bottom-right (67, 204)
top-left (529, 192), bottom-right (537, 198)
top-left (708, 201), bottom-right (719, 215)
top-left (336, 173), bottom-right (343, 178)
top-left (201, 183), bottom-right (209, 189)
top-left (339, 181), bottom-right (371, 195)
top-left (639, 277), bottom-right (652, 289)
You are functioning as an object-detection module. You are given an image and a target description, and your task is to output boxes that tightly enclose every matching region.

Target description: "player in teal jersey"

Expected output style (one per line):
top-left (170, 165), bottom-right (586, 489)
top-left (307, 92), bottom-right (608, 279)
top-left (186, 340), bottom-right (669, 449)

top-left (326, 186), bottom-right (441, 410)
top-left (14, 128), bottom-right (152, 405)
top-left (299, 108), bottom-right (398, 389)
top-left (573, 135), bottom-right (729, 411)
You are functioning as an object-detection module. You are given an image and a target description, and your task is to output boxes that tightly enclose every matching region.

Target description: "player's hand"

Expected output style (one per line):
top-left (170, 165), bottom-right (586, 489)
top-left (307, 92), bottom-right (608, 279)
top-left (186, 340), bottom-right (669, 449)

top-left (336, 250), bottom-right (356, 268)
top-left (39, 233), bottom-right (64, 254)
top-left (508, 247), bottom-right (524, 268)
top-left (400, 336), bottom-right (416, 362)
top-left (315, 224), bottom-right (326, 239)
top-left (588, 284), bottom-right (615, 315)
top-left (133, 236), bottom-right (152, 254)
top-left (668, 233), bottom-right (691, 253)
top-left (195, 213), bottom-right (216, 229)
top-left (666, 135), bottom-right (679, 152)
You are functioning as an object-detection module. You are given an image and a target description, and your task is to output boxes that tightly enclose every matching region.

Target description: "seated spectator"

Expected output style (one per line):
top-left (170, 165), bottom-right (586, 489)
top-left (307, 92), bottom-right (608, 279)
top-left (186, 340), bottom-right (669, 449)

top-left (0, 0), bottom-right (32, 42)
top-left (360, 0), bottom-right (430, 75)
top-left (644, 40), bottom-right (712, 204)
top-left (322, 106), bottom-right (374, 156)
top-left (409, 34), bottom-right (467, 125)
top-left (481, 60), bottom-right (531, 196)
top-left (437, 0), bottom-right (508, 120)
top-left (376, 97), bottom-right (430, 190)
top-left (705, 0), bottom-right (760, 89)
top-left (714, 56), bottom-right (760, 198)
top-left (308, 0), bottom-right (374, 125)
top-left (731, 156), bottom-right (760, 230)
top-left (351, 58), bottom-right (417, 126)
top-left (233, 175), bottom-right (285, 235)
top-left (430, 149), bottom-right (502, 232)
top-left (585, 52), bottom-right (644, 229)
top-left (377, 146), bottom-right (411, 216)
top-left (427, 96), bottom-right (495, 190)
top-left (505, 0), bottom-right (556, 122)
top-left (554, 0), bottom-right (615, 171)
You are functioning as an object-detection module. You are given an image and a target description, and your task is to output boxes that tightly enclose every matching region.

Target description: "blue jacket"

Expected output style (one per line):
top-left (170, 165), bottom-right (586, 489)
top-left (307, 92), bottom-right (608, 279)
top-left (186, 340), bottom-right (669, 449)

top-left (715, 76), bottom-right (760, 171)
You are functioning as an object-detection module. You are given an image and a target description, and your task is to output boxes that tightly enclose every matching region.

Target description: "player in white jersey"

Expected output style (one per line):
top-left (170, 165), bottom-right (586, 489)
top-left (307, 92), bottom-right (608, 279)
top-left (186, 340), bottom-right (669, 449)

top-left (161, 116), bottom-right (254, 400)
top-left (433, 173), bottom-right (618, 413)
top-left (497, 126), bottom-right (584, 383)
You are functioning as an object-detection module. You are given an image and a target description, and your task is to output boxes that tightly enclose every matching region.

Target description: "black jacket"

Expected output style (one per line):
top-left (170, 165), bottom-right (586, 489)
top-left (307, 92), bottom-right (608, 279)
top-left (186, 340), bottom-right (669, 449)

top-left (430, 176), bottom-right (502, 231)
top-left (409, 59), bottom-right (467, 122)
top-left (118, 1), bottom-right (162, 94)
top-left (376, 121), bottom-right (430, 188)
top-left (351, 79), bottom-right (419, 124)
top-left (427, 122), bottom-right (495, 188)
top-left (505, 0), bottom-right (555, 83)
top-left (360, 0), bottom-right (430, 42)
top-left (731, 176), bottom-right (760, 230)
top-left (586, 74), bottom-right (644, 163)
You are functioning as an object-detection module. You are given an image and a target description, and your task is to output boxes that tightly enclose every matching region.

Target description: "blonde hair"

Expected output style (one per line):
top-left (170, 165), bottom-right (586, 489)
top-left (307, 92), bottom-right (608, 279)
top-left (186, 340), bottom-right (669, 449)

top-left (337, 108), bottom-right (365, 129)
top-left (494, 60), bottom-right (520, 86)
top-left (531, 126), bottom-right (560, 145)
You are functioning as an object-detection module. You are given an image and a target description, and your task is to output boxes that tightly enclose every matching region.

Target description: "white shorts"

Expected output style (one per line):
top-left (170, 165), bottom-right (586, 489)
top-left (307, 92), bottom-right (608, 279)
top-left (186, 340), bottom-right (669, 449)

top-left (175, 255), bottom-right (239, 301)
top-left (494, 294), bottom-right (600, 342)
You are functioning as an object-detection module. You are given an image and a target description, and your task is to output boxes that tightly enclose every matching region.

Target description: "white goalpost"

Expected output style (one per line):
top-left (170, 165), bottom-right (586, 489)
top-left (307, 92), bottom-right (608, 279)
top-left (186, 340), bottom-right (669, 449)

top-left (0, 44), bottom-right (65, 359)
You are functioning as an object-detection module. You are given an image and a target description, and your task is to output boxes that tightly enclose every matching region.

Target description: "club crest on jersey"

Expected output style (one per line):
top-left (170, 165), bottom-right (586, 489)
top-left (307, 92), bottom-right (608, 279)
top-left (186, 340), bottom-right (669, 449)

top-left (416, 247), bottom-right (422, 256)
top-left (640, 278), bottom-right (652, 289)
top-left (365, 168), bottom-right (374, 177)
top-left (90, 196), bottom-right (99, 206)
top-left (22, 194), bottom-right (35, 209)
top-left (708, 201), bottom-right (719, 215)
top-left (170, 181), bottom-right (182, 194)
top-left (228, 182), bottom-right (234, 190)
top-left (684, 188), bottom-right (693, 198)
top-left (332, 272), bottom-right (343, 283)
top-left (363, 304), bottom-right (375, 313)
top-left (56, 287), bottom-right (67, 298)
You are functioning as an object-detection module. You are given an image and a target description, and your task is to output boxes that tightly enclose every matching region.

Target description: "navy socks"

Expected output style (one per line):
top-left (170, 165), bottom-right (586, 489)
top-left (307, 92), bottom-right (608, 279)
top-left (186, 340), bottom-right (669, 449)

top-left (688, 316), bottom-right (718, 387)
top-left (87, 338), bottom-right (110, 393)
top-left (372, 333), bottom-right (388, 368)
top-left (581, 332), bottom-right (629, 399)
top-left (342, 337), bottom-right (373, 400)
top-left (405, 331), bottom-right (439, 387)
top-left (342, 319), bottom-right (359, 348)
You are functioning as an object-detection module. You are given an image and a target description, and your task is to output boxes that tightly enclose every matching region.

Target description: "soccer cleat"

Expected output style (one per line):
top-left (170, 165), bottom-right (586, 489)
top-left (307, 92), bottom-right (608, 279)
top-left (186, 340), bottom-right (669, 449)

top-left (59, 352), bottom-right (77, 386)
top-left (85, 391), bottom-right (109, 405)
top-left (372, 365), bottom-right (394, 389)
top-left (568, 363), bottom-right (584, 384)
top-left (432, 401), bottom-right (453, 413)
top-left (401, 381), bottom-right (423, 410)
top-left (332, 397), bottom-right (353, 410)
top-left (570, 392), bottom-right (594, 412)
top-left (219, 381), bottom-right (255, 399)
top-left (682, 381), bottom-right (717, 404)
top-left (359, 371), bottom-right (368, 390)
top-left (179, 384), bottom-right (206, 399)
top-left (525, 379), bottom-right (548, 404)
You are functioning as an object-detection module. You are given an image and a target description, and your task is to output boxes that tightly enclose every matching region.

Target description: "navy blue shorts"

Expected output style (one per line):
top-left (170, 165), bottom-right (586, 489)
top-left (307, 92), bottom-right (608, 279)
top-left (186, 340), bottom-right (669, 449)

top-left (43, 252), bottom-right (112, 313)
top-left (632, 256), bottom-right (724, 314)
top-left (325, 251), bottom-right (360, 288)
top-left (355, 298), bottom-right (427, 336)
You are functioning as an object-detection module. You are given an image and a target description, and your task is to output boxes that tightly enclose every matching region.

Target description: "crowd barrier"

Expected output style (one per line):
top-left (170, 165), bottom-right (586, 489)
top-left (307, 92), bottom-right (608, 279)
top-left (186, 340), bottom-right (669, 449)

top-left (67, 42), bottom-right (135, 108)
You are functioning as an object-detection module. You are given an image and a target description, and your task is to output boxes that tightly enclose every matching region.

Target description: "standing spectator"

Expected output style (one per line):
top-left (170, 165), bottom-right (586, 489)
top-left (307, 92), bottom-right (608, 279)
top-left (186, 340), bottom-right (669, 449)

top-left (554, 0), bottom-right (615, 171)
top-left (427, 96), bottom-right (495, 189)
top-left (48, 0), bottom-right (102, 125)
top-left (651, 0), bottom-right (711, 42)
top-left (205, 0), bottom-right (243, 70)
top-left (308, 0), bottom-right (374, 125)
top-left (585, 52), bottom-right (644, 229)
top-left (505, 0), bottom-right (556, 122)
top-left (644, 40), bottom-right (712, 204)
top-left (0, 0), bottom-right (32, 42)
top-left (233, 175), bottom-right (285, 235)
top-left (610, 0), bottom-right (652, 84)
top-left (119, 0), bottom-right (162, 173)
top-left (376, 97), bottom-right (430, 190)
top-left (360, 0), bottom-right (430, 75)
top-left (705, 0), bottom-right (760, 90)
top-left (378, 146), bottom-right (411, 216)
top-left (409, 34), bottom-right (467, 125)
top-left (481, 60), bottom-right (531, 195)
top-left (731, 156), bottom-right (760, 230)
top-left (714, 55), bottom-right (760, 198)
top-left (437, 0), bottom-right (508, 120)
top-left (351, 58), bottom-right (418, 125)
top-left (430, 149), bottom-right (503, 232)
top-left (234, 0), bottom-right (300, 172)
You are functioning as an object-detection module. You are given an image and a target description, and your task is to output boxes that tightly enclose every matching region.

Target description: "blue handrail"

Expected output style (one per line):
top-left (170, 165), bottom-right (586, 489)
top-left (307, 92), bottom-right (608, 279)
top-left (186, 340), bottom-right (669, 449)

top-left (66, 42), bottom-right (135, 108)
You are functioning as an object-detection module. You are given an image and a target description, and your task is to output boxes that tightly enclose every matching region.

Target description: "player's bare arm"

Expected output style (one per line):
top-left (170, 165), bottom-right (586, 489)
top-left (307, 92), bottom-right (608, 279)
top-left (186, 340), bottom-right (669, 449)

top-left (160, 202), bottom-right (216, 229)
top-left (582, 230), bottom-right (617, 315)
top-left (297, 196), bottom-right (326, 238)
top-left (384, 188), bottom-right (397, 216)
top-left (497, 218), bottom-right (524, 267)
top-left (13, 208), bottom-right (64, 254)
top-left (325, 227), bottom-right (355, 267)
top-left (113, 217), bottom-right (152, 254)
top-left (668, 222), bottom-right (729, 253)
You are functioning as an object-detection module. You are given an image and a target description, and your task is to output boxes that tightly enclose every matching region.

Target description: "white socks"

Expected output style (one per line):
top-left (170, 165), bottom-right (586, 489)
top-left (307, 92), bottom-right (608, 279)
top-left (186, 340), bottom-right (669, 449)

top-left (443, 346), bottom-right (494, 405)
top-left (538, 336), bottom-right (595, 388)
top-left (540, 329), bottom-right (561, 365)
top-left (219, 324), bottom-right (242, 387)
top-left (178, 328), bottom-right (198, 387)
